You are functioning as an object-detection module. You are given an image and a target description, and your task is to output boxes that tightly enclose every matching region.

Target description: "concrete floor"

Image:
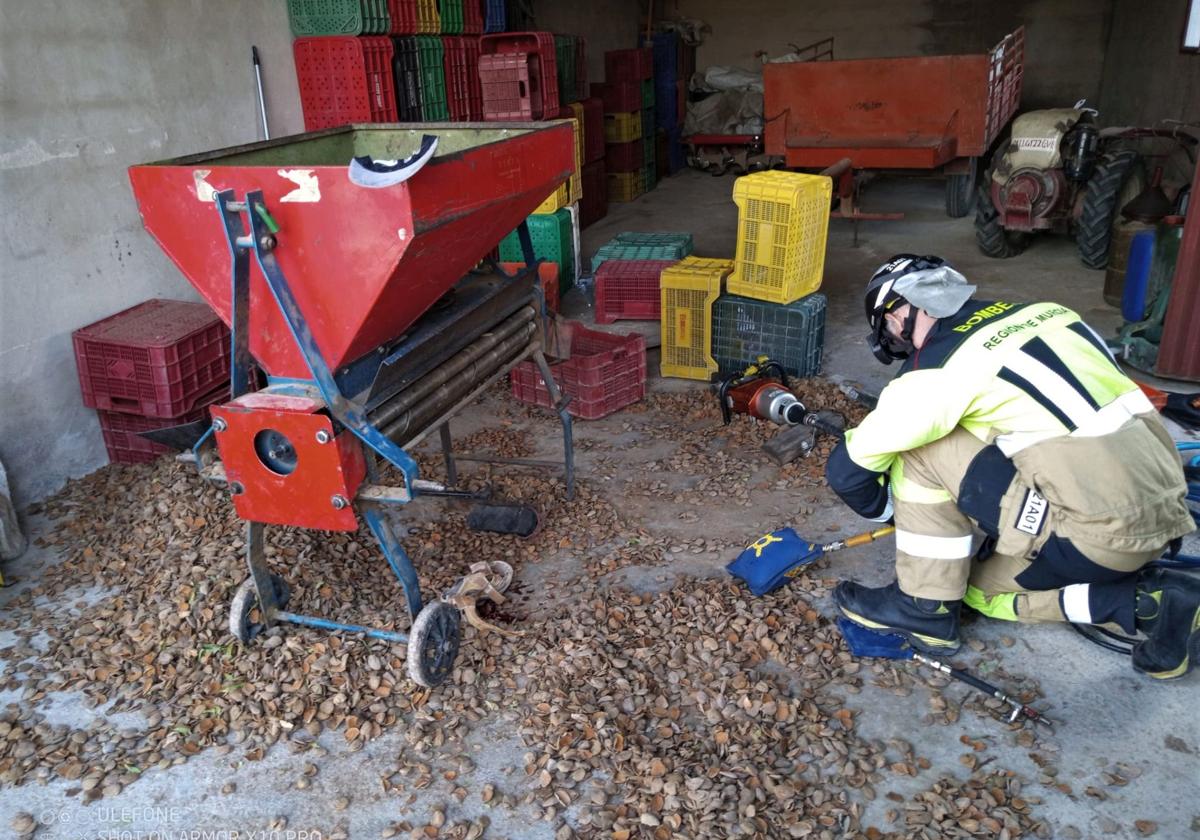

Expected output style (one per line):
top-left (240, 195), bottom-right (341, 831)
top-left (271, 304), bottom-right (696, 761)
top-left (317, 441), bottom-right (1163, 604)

top-left (2, 169), bottom-right (1198, 839)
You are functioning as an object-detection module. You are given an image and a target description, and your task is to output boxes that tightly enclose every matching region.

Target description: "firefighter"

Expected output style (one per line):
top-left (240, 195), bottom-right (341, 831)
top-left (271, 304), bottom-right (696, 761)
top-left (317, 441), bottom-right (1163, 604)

top-left (826, 254), bottom-right (1199, 679)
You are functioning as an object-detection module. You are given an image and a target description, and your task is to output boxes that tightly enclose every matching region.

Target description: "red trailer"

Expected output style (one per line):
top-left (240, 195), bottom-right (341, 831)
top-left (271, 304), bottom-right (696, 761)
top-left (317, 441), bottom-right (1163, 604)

top-left (764, 28), bottom-right (1024, 219)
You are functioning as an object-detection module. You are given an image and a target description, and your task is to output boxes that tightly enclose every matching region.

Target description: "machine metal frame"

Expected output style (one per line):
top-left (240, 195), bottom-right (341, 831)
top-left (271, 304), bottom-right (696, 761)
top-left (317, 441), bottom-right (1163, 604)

top-left (186, 189), bottom-right (575, 685)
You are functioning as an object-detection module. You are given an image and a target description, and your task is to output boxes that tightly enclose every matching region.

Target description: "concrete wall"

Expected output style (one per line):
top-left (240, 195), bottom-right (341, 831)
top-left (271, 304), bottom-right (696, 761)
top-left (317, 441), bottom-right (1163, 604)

top-left (672, 0), bottom-right (1114, 109)
top-left (0, 1), bottom-right (303, 506)
top-left (532, 0), bottom-right (644, 90)
top-left (1099, 0), bottom-right (1200, 125)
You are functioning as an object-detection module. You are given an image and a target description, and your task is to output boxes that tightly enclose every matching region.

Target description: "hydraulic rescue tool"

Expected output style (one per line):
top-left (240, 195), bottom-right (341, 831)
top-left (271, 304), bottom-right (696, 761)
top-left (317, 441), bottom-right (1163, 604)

top-left (726, 525), bottom-right (1055, 730)
top-left (717, 356), bottom-right (844, 435)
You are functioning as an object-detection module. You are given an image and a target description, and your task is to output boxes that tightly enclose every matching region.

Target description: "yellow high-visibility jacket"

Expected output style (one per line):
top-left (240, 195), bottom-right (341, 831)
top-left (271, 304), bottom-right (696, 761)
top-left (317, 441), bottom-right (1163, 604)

top-left (826, 299), bottom-right (1194, 554)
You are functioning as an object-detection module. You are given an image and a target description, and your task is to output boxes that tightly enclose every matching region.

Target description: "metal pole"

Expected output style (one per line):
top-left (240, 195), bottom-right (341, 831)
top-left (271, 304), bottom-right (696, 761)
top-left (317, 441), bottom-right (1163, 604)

top-left (253, 46), bottom-right (270, 140)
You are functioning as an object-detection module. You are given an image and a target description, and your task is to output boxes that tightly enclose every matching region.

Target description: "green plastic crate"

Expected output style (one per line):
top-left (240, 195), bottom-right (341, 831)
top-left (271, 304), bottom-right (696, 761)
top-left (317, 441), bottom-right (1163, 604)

top-left (641, 79), bottom-right (654, 107)
top-left (642, 135), bottom-right (655, 165)
top-left (287, 0), bottom-right (364, 34)
top-left (415, 36), bottom-right (449, 120)
top-left (591, 241), bottom-right (690, 271)
top-left (439, 0), bottom-right (463, 33)
top-left (499, 209), bottom-right (575, 285)
top-left (643, 162), bottom-right (657, 191)
top-left (362, 0), bottom-right (386, 34)
top-left (711, 292), bottom-right (827, 378)
top-left (556, 36), bottom-right (576, 107)
top-left (613, 232), bottom-right (694, 250)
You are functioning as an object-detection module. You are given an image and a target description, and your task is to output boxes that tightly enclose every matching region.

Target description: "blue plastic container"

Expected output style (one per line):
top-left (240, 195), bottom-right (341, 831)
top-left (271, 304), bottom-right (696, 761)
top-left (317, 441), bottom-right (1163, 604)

top-left (1121, 229), bottom-right (1156, 322)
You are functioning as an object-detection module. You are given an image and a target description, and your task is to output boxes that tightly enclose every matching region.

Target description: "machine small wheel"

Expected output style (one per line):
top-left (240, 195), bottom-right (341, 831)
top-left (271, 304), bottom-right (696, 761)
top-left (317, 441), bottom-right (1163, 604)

top-left (229, 574), bottom-right (290, 643)
top-left (407, 600), bottom-right (462, 688)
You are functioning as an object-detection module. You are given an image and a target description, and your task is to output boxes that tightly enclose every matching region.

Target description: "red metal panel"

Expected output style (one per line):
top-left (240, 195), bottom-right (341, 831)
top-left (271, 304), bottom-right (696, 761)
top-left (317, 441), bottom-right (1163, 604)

top-left (211, 395), bottom-right (366, 531)
top-left (1155, 154), bottom-right (1200, 380)
top-left (127, 124), bottom-right (575, 378)
top-left (763, 31), bottom-right (1023, 170)
top-left (782, 142), bottom-right (956, 171)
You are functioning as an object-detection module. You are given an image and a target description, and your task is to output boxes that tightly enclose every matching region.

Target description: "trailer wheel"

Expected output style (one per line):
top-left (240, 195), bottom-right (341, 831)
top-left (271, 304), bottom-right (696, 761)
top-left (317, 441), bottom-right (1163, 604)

top-left (974, 184), bottom-right (1029, 259)
top-left (407, 600), bottom-right (461, 688)
top-left (945, 158), bottom-right (978, 218)
top-left (1076, 150), bottom-right (1141, 270)
top-left (229, 574), bottom-right (290, 644)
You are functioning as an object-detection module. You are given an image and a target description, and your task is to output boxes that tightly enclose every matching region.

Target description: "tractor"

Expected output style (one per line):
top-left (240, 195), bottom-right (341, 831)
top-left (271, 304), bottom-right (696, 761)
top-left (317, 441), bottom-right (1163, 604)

top-left (975, 106), bottom-right (1143, 269)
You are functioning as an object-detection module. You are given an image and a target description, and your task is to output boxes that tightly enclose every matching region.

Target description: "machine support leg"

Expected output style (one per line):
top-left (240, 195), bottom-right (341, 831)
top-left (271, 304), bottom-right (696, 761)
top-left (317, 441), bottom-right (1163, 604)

top-left (215, 191), bottom-right (256, 398)
top-left (245, 521), bottom-right (280, 621)
top-left (364, 508), bottom-right (424, 623)
top-left (517, 220), bottom-right (536, 267)
top-left (532, 349), bottom-right (575, 500)
top-left (439, 423), bottom-right (458, 487)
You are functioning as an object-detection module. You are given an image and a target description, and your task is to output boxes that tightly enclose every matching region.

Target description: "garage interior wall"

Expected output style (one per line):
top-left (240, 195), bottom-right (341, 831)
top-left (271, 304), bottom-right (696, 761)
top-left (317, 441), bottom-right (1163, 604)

top-left (668, 0), bottom-right (1115, 109)
top-left (1099, 0), bottom-right (1200, 125)
top-left (0, 2), bottom-right (303, 505)
top-left (532, 0), bottom-right (644, 86)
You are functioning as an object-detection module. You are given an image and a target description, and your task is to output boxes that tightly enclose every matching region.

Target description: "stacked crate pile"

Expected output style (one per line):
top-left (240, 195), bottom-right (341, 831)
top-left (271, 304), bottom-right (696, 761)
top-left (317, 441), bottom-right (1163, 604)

top-left (73, 300), bottom-right (231, 465)
top-left (594, 48), bottom-right (654, 203)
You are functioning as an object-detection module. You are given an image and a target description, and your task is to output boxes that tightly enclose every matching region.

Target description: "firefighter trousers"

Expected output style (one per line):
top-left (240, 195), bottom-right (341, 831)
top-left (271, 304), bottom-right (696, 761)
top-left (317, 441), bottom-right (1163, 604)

top-left (889, 428), bottom-right (1162, 631)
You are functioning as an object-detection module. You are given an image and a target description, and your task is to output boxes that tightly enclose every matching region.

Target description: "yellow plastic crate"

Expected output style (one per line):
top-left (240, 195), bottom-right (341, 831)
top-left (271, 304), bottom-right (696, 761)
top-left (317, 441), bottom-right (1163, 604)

top-left (607, 170), bottom-right (645, 203)
top-left (660, 258), bottom-right (733, 380)
top-left (534, 182), bottom-right (570, 214)
top-left (727, 171), bottom-right (832, 304)
top-left (604, 111), bottom-right (642, 143)
top-left (417, 0), bottom-right (440, 32)
top-left (568, 117), bottom-right (583, 204)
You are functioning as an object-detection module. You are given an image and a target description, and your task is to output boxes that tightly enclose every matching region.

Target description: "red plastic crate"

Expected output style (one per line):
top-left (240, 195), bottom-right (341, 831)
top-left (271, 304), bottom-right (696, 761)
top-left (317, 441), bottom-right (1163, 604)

top-left (97, 386), bottom-right (227, 465)
top-left (463, 0), bottom-right (483, 35)
top-left (498, 261), bottom-right (560, 312)
top-left (294, 36), bottom-right (373, 130)
top-left (481, 32), bottom-right (559, 119)
top-left (604, 47), bottom-right (653, 82)
top-left (593, 260), bottom-right (675, 324)
top-left (605, 139), bottom-right (641, 173)
top-left (591, 81), bottom-right (641, 113)
top-left (443, 36), bottom-right (478, 120)
top-left (389, 0), bottom-right (419, 34)
top-left (480, 53), bottom-right (536, 120)
top-left (509, 322), bottom-right (646, 419)
top-left (464, 38), bottom-right (483, 118)
top-left (579, 160), bottom-right (607, 228)
top-left (74, 299), bottom-right (231, 419)
top-left (582, 97), bottom-right (604, 163)
top-left (362, 37), bottom-right (399, 121)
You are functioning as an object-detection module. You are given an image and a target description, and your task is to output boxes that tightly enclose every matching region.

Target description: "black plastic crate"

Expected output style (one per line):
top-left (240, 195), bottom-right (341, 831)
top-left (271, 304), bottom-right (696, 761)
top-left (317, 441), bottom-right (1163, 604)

top-left (711, 292), bottom-right (827, 378)
top-left (392, 36), bottom-right (423, 121)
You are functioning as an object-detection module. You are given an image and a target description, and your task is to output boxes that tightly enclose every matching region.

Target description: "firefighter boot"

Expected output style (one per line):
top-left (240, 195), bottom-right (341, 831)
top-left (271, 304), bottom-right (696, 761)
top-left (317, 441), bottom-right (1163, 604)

top-left (1132, 568), bottom-right (1200, 680)
top-left (835, 579), bottom-right (962, 655)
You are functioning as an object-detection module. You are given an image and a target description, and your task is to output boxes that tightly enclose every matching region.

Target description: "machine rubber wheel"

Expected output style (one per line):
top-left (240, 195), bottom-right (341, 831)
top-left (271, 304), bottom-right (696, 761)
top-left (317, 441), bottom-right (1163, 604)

top-left (974, 184), bottom-right (1029, 258)
top-left (229, 574), bottom-right (290, 644)
top-left (406, 600), bottom-right (462, 688)
top-left (945, 158), bottom-right (978, 218)
top-left (1076, 149), bottom-right (1141, 269)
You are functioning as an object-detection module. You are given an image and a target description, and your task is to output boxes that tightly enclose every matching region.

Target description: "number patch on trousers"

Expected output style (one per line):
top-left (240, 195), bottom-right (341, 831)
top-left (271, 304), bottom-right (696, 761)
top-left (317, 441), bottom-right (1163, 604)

top-left (1014, 489), bottom-right (1048, 536)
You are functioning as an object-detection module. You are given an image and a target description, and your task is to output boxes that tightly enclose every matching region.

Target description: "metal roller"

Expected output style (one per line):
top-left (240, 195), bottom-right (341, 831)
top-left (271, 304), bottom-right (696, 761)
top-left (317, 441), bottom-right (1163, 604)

top-left (369, 306), bottom-right (537, 429)
top-left (379, 326), bottom-right (538, 442)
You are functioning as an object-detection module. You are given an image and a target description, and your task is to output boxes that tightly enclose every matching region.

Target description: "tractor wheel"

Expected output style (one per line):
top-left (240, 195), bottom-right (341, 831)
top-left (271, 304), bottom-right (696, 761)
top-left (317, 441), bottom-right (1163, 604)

top-left (1076, 149), bottom-right (1141, 270)
top-left (974, 184), bottom-right (1029, 259)
top-left (945, 158), bottom-right (978, 218)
